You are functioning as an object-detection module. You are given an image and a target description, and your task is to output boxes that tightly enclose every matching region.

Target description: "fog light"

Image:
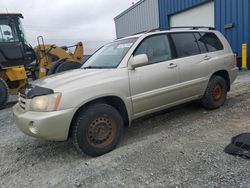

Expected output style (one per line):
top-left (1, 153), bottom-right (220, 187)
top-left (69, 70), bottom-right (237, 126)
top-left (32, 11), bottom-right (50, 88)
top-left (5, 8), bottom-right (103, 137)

top-left (29, 121), bottom-right (38, 134)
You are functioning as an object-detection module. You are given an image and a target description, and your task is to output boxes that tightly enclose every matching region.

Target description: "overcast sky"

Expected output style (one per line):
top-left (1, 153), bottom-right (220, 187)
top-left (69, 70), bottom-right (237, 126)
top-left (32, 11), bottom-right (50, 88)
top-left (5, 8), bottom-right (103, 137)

top-left (0, 0), bottom-right (138, 54)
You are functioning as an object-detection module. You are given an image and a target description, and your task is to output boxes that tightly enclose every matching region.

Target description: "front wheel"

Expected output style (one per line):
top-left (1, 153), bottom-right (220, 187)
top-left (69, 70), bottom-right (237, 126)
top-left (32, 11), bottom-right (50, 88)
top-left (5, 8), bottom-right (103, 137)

top-left (71, 103), bottom-right (124, 157)
top-left (201, 75), bottom-right (227, 110)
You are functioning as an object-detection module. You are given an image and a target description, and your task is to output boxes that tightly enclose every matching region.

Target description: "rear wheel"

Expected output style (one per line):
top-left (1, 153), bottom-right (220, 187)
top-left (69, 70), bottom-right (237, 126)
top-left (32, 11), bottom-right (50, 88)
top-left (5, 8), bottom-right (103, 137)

top-left (0, 78), bottom-right (9, 109)
top-left (71, 103), bottom-right (124, 157)
top-left (201, 75), bottom-right (227, 109)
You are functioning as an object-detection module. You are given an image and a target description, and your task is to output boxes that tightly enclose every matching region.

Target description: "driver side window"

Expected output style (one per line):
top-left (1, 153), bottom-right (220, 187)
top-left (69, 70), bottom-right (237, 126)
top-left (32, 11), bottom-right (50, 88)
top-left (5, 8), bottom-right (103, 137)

top-left (0, 21), bottom-right (19, 43)
top-left (134, 34), bottom-right (172, 64)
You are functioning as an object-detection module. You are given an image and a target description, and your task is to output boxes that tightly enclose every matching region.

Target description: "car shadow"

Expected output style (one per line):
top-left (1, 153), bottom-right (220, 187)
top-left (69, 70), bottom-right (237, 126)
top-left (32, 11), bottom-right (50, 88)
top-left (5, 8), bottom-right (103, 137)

top-left (122, 101), bottom-right (203, 144)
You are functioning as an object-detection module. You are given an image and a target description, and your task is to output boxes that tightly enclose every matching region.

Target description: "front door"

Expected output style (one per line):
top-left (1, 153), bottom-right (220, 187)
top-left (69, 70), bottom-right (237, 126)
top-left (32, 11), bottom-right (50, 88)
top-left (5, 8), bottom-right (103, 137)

top-left (129, 34), bottom-right (180, 118)
top-left (0, 18), bottom-right (25, 67)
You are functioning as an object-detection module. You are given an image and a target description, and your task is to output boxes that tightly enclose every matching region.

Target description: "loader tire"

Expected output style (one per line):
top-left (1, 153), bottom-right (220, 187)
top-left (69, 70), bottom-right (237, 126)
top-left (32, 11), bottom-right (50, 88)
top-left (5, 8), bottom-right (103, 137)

top-left (0, 78), bottom-right (9, 110)
top-left (47, 59), bottom-right (66, 75)
top-left (55, 61), bottom-right (82, 73)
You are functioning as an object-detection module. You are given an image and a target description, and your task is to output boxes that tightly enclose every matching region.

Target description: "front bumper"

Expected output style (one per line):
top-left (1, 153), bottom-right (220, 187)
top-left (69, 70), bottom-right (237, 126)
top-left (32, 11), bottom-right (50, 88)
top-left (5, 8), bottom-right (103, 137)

top-left (229, 67), bottom-right (239, 85)
top-left (13, 104), bottom-right (76, 141)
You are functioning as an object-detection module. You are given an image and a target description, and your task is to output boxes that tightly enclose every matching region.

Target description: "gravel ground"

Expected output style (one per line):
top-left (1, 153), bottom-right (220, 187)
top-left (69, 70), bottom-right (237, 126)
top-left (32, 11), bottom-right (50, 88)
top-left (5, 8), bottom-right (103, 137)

top-left (0, 71), bottom-right (250, 188)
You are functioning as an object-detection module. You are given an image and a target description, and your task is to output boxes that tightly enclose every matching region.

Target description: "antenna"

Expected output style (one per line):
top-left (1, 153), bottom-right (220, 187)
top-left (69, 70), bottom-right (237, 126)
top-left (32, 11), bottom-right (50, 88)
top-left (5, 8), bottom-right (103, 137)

top-left (5, 8), bottom-right (9, 13)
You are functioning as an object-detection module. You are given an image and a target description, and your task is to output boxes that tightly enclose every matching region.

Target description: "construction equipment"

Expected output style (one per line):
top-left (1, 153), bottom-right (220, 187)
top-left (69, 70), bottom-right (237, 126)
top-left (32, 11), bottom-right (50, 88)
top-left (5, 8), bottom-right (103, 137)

top-left (0, 13), bottom-right (84, 108)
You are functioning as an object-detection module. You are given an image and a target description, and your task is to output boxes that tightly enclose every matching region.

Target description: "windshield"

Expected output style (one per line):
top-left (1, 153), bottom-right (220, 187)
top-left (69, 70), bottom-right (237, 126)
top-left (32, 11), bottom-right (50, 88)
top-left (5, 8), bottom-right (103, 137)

top-left (0, 19), bottom-right (19, 43)
top-left (82, 38), bottom-right (138, 69)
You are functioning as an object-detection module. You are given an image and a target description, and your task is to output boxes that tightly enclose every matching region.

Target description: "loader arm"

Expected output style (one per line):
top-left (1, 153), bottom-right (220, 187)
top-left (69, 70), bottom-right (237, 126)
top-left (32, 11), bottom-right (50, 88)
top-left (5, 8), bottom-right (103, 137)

top-left (69, 42), bottom-right (84, 62)
top-left (33, 42), bottom-right (84, 78)
top-left (34, 42), bottom-right (84, 64)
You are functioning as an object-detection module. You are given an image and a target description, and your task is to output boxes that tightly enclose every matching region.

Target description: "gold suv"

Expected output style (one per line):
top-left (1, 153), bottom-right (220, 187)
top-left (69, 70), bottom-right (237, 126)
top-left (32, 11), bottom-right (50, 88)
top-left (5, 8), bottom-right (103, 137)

top-left (13, 29), bottom-right (238, 157)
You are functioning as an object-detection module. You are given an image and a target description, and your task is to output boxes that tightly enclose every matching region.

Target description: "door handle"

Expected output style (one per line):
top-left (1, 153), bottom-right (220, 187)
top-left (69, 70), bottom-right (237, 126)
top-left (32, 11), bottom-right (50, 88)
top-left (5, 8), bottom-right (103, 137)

top-left (168, 63), bottom-right (177, 69)
top-left (204, 55), bottom-right (211, 61)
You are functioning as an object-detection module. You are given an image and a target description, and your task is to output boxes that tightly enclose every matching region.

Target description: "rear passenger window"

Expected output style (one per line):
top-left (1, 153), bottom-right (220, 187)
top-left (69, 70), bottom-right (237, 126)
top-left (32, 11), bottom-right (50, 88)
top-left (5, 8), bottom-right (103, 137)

top-left (194, 33), bottom-right (208, 54)
top-left (199, 32), bottom-right (224, 52)
top-left (171, 33), bottom-right (200, 58)
top-left (134, 34), bottom-right (172, 64)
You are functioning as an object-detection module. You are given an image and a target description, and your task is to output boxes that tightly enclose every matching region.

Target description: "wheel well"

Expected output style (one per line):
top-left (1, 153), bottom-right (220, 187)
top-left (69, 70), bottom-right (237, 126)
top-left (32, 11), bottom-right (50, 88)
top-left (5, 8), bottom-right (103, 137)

top-left (69, 96), bottom-right (129, 137)
top-left (212, 70), bottom-right (230, 91)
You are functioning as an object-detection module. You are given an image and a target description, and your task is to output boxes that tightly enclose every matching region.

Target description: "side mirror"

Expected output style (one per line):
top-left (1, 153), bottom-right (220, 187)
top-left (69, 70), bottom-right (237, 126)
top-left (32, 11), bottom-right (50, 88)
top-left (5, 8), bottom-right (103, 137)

top-left (130, 54), bottom-right (148, 69)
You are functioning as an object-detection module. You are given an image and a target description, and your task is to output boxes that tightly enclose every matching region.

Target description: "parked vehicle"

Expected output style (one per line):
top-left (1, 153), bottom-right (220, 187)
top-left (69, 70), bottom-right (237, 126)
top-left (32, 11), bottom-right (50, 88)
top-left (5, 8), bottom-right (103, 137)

top-left (0, 13), bottom-right (84, 109)
top-left (13, 28), bottom-right (238, 157)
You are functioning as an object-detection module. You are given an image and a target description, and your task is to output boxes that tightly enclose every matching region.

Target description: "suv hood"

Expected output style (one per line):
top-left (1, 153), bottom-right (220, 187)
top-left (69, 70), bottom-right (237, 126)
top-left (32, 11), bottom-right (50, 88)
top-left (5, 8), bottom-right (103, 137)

top-left (32, 68), bottom-right (114, 90)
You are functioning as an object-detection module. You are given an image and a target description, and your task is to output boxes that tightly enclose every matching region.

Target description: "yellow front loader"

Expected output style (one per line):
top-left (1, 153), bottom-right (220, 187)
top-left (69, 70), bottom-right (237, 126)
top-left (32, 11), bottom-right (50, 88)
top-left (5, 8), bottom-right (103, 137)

top-left (0, 14), bottom-right (84, 109)
top-left (33, 37), bottom-right (84, 79)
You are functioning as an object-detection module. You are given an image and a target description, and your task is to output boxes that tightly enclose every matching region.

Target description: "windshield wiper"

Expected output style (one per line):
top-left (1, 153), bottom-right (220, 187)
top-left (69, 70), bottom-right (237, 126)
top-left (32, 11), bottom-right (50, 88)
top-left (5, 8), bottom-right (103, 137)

top-left (83, 66), bottom-right (105, 69)
top-left (83, 66), bottom-right (115, 69)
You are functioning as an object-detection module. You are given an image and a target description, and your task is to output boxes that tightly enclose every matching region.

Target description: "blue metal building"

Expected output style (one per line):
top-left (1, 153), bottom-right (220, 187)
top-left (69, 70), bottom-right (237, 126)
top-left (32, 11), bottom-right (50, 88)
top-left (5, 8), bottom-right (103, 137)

top-left (158, 0), bottom-right (249, 69)
top-left (115, 0), bottom-right (250, 68)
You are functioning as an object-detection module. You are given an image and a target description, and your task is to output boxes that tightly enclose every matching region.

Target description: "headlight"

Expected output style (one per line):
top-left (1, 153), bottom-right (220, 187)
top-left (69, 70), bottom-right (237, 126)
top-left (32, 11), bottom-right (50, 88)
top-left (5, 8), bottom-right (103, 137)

top-left (30, 93), bottom-right (62, 112)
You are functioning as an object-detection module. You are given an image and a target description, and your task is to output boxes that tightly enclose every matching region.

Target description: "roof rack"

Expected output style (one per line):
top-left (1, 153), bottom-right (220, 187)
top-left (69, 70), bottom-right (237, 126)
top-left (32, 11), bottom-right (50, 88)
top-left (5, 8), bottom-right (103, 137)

top-left (146, 28), bottom-right (161, 33)
top-left (145, 26), bottom-right (215, 34)
top-left (169, 26), bottom-right (215, 30)
top-left (117, 26), bottom-right (215, 39)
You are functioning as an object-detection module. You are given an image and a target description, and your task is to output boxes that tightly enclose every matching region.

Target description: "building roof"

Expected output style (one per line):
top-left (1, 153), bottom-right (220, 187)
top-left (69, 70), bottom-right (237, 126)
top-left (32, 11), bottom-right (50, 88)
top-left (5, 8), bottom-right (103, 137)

top-left (0, 13), bottom-right (23, 18)
top-left (114, 0), bottom-right (145, 20)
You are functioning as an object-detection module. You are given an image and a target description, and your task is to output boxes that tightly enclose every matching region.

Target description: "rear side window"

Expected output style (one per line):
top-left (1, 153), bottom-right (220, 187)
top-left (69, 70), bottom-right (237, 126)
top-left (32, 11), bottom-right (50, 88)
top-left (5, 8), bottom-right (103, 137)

top-left (170, 33), bottom-right (200, 58)
top-left (134, 34), bottom-right (172, 64)
top-left (194, 33), bottom-right (207, 54)
top-left (199, 32), bottom-right (224, 52)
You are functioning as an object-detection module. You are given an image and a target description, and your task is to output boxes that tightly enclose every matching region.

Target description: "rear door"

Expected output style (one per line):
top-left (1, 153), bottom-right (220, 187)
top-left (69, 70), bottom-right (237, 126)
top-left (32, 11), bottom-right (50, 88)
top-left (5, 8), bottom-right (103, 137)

top-left (129, 34), bottom-right (180, 117)
top-left (169, 32), bottom-right (211, 99)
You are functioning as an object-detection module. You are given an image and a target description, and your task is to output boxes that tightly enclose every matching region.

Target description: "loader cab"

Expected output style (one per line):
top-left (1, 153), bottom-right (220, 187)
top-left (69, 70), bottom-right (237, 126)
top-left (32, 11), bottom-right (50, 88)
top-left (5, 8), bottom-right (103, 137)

top-left (0, 14), bottom-right (36, 68)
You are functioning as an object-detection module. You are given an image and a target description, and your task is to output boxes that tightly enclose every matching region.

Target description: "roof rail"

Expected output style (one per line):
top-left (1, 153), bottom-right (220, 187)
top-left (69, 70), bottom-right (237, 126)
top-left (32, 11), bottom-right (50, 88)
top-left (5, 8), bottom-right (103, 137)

top-left (170, 26), bottom-right (215, 30)
top-left (146, 28), bottom-right (160, 33)
top-left (117, 26), bottom-right (215, 39)
top-left (116, 30), bottom-right (147, 39)
top-left (128, 28), bottom-right (158, 36)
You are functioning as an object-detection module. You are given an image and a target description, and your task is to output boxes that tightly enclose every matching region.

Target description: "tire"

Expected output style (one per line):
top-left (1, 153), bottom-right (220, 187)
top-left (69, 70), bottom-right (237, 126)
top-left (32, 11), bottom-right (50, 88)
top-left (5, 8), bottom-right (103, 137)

top-left (47, 59), bottom-right (66, 75)
top-left (201, 75), bottom-right (227, 110)
top-left (71, 103), bottom-right (124, 157)
top-left (0, 78), bottom-right (9, 110)
top-left (55, 60), bottom-right (81, 73)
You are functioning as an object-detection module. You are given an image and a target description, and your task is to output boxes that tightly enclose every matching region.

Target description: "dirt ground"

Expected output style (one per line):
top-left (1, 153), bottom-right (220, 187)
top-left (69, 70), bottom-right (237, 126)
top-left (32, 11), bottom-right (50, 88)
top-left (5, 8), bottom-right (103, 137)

top-left (0, 72), bottom-right (250, 188)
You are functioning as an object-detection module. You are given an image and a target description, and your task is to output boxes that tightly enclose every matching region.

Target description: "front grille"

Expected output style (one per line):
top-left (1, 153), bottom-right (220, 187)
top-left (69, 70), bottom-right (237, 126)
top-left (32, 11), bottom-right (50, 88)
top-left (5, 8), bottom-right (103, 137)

top-left (18, 84), bottom-right (35, 111)
top-left (19, 84), bottom-right (34, 99)
top-left (18, 94), bottom-right (27, 110)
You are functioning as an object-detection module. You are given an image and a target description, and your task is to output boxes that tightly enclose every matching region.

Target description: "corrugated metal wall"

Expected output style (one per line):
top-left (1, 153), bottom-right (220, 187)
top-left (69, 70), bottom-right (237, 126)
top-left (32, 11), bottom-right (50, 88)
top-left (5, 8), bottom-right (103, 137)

top-left (114, 0), bottom-right (159, 39)
top-left (158, 0), bottom-right (210, 29)
top-left (115, 0), bottom-right (249, 67)
top-left (158, 0), bottom-right (250, 68)
top-left (215, 0), bottom-right (250, 68)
